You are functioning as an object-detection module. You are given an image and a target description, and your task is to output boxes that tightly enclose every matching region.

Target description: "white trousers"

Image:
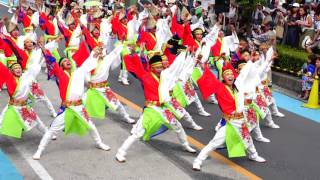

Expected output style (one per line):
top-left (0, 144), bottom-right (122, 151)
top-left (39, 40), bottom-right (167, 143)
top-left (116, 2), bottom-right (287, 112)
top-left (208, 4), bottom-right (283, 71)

top-left (117, 115), bottom-right (190, 156)
top-left (35, 106), bottom-right (104, 153)
top-left (194, 120), bottom-right (258, 165)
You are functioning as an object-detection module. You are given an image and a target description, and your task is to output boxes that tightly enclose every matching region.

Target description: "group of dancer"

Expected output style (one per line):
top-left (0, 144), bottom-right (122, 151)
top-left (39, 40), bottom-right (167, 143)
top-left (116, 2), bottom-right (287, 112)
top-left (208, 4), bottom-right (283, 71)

top-left (0, 0), bottom-right (285, 171)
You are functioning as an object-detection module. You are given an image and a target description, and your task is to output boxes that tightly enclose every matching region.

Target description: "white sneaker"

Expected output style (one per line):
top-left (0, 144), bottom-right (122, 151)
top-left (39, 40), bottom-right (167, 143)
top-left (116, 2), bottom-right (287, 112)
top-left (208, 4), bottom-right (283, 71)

top-left (192, 162), bottom-right (201, 171)
top-left (32, 150), bottom-right (42, 160)
top-left (255, 136), bottom-right (271, 143)
top-left (192, 124), bottom-right (204, 131)
top-left (198, 110), bottom-right (211, 117)
top-left (249, 155), bottom-right (266, 163)
top-left (8, 8), bottom-right (13, 13)
top-left (273, 112), bottom-right (285, 118)
top-left (96, 143), bottom-right (111, 151)
top-left (183, 145), bottom-right (197, 153)
top-left (115, 151), bottom-right (126, 163)
top-left (265, 123), bottom-right (280, 129)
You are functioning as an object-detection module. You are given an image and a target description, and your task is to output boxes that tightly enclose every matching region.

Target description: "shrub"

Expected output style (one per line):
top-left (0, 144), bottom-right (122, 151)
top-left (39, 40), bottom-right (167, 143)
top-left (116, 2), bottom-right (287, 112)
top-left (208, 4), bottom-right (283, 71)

top-left (274, 45), bottom-right (309, 76)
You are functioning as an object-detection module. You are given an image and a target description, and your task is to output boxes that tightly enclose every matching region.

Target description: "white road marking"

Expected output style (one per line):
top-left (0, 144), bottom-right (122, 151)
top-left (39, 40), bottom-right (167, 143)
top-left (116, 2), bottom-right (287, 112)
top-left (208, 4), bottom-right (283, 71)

top-left (9, 139), bottom-right (53, 180)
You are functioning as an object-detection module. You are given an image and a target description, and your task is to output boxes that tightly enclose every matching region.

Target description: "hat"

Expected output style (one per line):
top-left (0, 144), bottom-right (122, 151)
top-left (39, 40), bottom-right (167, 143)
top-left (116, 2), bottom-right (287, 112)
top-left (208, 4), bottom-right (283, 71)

top-left (292, 3), bottom-right (300, 8)
top-left (65, 13), bottom-right (75, 26)
top-left (146, 17), bottom-right (157, 30)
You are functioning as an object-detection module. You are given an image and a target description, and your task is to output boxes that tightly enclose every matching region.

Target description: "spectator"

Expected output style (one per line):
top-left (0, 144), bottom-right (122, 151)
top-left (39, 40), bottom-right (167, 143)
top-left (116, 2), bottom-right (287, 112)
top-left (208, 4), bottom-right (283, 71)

top-left (299, 54), bottom-right (317, 100)
top-left (298, 6), bottom-right (314, 49)
top-left (262, 7), bottom-right (273, 25)
top-left (285, 3), bottom-right (300, 47)
top-left (275, 7), bottom-right (286, 43)
top-left (252, 3), bottom-right (264, 25)
top-left (306, 11), bottom-right (320, 53)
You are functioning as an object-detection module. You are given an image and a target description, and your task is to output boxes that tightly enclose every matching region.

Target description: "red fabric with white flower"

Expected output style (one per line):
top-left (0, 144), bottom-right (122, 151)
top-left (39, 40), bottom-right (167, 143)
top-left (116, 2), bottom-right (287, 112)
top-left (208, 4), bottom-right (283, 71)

top-left (31, 82), bottom-right (45, 97)
top-left (21, 107), bottom-right (37, 124)
top-left (105, 87), bottom-right (117, 103)
top-left (184, 82), bottom-right (196, 97)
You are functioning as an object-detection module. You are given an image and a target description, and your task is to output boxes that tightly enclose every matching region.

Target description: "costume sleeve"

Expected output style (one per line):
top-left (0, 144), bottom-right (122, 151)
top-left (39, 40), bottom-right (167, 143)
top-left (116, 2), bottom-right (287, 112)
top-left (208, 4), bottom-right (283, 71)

top-left (170, 14), bottom-right (184, 38)
top-left (0, 62), bottom-right (14, 88)
top-left (159, 52), bottom-right (191, 103)
top-left (123, 54), bottom-right (146, 80)
top-left (80, 25), bottom-right (97, 51)
top-left (197, 66), bottom-right (224, 100)
top-left (2, 36), bottom-right (29, 69)
top-left (77, 51), bottom-right (97, 73)
top-left (18, 8), bottom-right (31, 28)
top-left (71, 41), bottom-right (90, 67)
top-left (58, 21), bottom-right (72, 45)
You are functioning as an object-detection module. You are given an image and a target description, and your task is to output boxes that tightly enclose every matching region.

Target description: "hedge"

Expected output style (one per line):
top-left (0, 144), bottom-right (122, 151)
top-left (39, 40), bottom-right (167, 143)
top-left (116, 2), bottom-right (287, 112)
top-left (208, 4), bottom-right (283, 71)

top-left (274, 45), bottom-right (309, 76)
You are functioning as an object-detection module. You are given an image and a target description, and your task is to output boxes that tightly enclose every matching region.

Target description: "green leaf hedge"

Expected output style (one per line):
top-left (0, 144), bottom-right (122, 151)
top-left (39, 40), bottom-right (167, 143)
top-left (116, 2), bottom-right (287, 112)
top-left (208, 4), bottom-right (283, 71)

top-left (274, 45), bottom-right (309, 76)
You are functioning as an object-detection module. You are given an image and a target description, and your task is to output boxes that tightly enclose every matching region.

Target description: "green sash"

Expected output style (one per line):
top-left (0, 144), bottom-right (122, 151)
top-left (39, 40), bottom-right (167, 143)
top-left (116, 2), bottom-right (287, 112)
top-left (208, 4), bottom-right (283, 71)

top-left (225, 121), bottom-right (246, 158)
top-left (0, 106), bottom-right (26, 138)
top-left (191, 67), bottom-right (202, 86)
top-left (172, 82), bottom-right (188, 108)
top-left (142, 107), bottom-right (171, 141)
top-left (64, 108), bottom-right (91, 136)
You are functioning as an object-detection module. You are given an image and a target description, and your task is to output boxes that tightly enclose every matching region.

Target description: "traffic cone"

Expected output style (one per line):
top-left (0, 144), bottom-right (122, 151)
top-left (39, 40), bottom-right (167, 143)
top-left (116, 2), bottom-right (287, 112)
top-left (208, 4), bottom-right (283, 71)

top-left (303, 78), bottom-right (320, 109)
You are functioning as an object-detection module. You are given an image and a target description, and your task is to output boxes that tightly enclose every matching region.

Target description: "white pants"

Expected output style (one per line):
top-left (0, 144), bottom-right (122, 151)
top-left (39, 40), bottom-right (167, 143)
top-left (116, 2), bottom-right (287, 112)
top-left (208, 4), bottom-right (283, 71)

top-left (194, 120), bottom-right (258, 165)
top-left (117, 115), bottom-right (190, 156)
top-left (35, 106), bottom-right (104, 153)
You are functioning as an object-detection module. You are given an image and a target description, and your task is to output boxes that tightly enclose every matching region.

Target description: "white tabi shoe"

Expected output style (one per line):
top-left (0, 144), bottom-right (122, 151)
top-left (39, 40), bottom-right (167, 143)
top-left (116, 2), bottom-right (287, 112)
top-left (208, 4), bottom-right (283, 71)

top-left (51, 135), bottom-right (57, 141)
top-left (192, 162), bottom-right (201, 171)
top-left (51, 112), bottom-right (57, 118)
top-left (96, 143), bottom-right (111, 151)
top-left (121, 78), bottom-right (130, 85)
top-left (265, 123), bottom-right (280, 129)
top-left (115, 150), bottom-right (126, 163)
top-left (273, 112), bottom-right (285, 118)
top-left (32, 150), bottom-right (43, 160)
top-left (198, 109), bottom-right (211, 117)
top-left (192, 124), bottom-right (204, 131)
top-left (255, 136), bottom-right (271, 143)
top-left (249, 155), bottom-right (266, 163)
top-left (125, 117), bottom-right (135, 124)
top-left (183, 144), bottom-right (197, 153)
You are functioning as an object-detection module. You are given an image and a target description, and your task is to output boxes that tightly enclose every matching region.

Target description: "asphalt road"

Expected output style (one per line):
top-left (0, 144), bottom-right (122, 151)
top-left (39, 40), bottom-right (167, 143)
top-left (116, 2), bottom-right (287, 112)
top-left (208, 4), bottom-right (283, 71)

top-left (108, 69), bottom-right (320, 180)
top-left (1, 4), bottom-right (320, 180)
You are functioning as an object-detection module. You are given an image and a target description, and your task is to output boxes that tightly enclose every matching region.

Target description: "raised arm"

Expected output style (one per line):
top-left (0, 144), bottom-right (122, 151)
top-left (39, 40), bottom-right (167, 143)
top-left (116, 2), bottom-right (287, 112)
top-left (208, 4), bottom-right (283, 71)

top-left (1, 35), bottom-right (29, 69)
